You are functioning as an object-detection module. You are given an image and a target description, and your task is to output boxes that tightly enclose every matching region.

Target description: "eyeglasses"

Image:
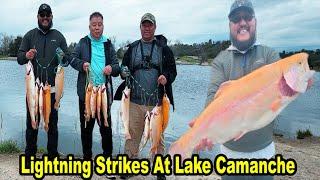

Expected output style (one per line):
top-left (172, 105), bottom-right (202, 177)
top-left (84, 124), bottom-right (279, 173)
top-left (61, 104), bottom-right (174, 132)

top-left (229, 14), bottom-right (254, 23)
top-left (39, 12), bottom-right (51, 18)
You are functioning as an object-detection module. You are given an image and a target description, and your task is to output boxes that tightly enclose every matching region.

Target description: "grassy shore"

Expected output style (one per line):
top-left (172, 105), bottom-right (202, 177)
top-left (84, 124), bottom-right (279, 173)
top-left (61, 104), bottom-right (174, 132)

top-left (0, 140), bottom-right (20, 154)
top-left (0, 56), bottom-right (16, 60)
top-left (0, 55), bottom-right (7, 59)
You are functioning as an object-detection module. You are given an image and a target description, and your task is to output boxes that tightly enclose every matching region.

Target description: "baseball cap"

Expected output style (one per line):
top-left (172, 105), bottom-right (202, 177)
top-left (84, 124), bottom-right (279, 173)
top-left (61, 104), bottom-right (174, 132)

top-left (38, 3), bottom-right (52, 14)
top-left (140, 13), bottom-right (156, 25)
top-left (228, 0), bottom-right (254, 18)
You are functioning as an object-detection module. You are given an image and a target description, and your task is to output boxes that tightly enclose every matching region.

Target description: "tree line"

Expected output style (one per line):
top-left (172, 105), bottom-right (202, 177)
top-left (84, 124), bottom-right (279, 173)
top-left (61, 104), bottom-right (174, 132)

top-left (1, 33), bottom-right (319, 68)
top-left (280, 49), bottom-right (320, 69)
top-left (0, 33), bottom-right (76, 57)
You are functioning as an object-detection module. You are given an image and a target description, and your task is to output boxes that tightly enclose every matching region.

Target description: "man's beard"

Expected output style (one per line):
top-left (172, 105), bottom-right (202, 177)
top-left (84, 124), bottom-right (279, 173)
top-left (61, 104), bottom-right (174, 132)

top-left (38, 20), bottom-right (53, 32)
top-left (230, 31), bottom-right (256, 51)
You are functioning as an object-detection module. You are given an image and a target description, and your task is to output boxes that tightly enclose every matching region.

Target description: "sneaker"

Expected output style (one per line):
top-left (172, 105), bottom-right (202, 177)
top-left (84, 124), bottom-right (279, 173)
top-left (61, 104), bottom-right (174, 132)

top-left (157, 175), bottom-right (166, 180)
top-left (105, 174), bottom-right (116, 179)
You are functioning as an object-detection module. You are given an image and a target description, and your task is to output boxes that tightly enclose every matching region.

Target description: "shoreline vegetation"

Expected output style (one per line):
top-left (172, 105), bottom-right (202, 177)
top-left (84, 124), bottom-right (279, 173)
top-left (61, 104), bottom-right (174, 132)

top-left (1, 33), bottom-right (319, 68)
top-left (2, 56), bottom-right (319, 70)
top-left (0, 135), bottom-right (319, 179)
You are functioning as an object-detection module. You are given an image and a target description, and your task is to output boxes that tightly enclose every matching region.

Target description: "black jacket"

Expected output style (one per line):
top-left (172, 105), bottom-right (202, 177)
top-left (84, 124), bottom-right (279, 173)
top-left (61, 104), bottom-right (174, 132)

top-left (115, 35), bottom-right (177, 109)
top-left (70, 36), bottom-right (120, 102)
top-left (17, 28), bottom-right (71, 86)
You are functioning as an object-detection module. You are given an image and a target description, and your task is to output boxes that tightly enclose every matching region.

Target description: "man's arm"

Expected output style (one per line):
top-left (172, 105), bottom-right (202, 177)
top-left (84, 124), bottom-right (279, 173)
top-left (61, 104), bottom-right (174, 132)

top-left (267, 47), bottom-right (280, 64)
top-left (162, 46), bottom-right (177, 84)
top-left (59, 35), bottom-right (73, 66)
top-left (120, 46), bottom-right (132, 79)
top-left (70, 41), bottom-right (86, 72)
top-left (17, 32), bottom-right (31, 65)
top-left (205, 58), bottom-right (226, 107)
top-left (110, 44), bottom-right (120, 77)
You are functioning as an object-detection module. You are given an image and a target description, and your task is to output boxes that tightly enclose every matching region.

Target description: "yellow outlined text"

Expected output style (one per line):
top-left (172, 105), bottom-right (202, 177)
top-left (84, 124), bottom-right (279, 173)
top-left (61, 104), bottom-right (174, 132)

top-left (19, 154), bottom-right (92, 179)
top-left (214, 154), bottom-right (297, 175)
top-left (94, 154), bottom-right (150, 176)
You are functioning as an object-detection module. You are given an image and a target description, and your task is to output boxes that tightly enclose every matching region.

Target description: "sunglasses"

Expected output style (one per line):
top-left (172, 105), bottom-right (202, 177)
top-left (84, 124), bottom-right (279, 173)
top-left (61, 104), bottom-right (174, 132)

top-left (39, 12), bottom-right (52, 18)
top-left (229, 14), bottom-right (254, 23)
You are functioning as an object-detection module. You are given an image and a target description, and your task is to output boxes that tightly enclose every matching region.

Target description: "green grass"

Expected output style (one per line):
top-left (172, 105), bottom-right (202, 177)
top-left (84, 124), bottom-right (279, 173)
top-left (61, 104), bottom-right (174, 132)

top-left (0, 140), bottom-right (21, 154)
top-left (178, 56), bottom-right (199, 64)
top-left (297, 129), bottom-right (313, 139)
top-left (37, 147), bottom-right (47, 154)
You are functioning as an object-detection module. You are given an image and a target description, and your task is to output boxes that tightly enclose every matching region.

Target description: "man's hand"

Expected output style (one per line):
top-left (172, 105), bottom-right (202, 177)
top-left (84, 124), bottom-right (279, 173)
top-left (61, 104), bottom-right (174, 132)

top-left (158, 75), bottom-right (167, 85)
top-left (83, 62), bottom-right (90, 72)
top-left (121, 65), bottom-right (130, 78)
top-left (189, 119), bottom-right (213, 152)
top-left (103, 65), bottom-right (112, 75)
top-left (26, 49), bottom-right (37, 60)
top-left (194, 138), bottom-right (213, 152)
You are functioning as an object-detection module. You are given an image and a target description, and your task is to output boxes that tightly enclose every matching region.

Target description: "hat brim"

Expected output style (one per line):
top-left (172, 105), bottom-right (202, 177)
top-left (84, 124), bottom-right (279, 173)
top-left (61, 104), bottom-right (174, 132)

top-left (228, 6), bottom-right (254, 18)
top-left (141, 19), bottom-right (155, 24)
top-left (38, 10), bottom-right (52, 14)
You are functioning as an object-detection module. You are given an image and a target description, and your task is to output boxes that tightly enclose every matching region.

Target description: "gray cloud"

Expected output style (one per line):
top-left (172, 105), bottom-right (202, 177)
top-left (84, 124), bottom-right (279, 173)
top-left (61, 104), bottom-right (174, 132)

top-left (0, 0), bottom-right (319, 50)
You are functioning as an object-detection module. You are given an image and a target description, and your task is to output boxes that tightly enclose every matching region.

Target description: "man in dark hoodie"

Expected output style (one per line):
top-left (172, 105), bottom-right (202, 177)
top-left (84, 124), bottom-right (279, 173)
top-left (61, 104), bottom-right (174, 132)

top-left (116, 13), bottom-right (177, 180)
top-left (17, 4), bottom-right (71, 161)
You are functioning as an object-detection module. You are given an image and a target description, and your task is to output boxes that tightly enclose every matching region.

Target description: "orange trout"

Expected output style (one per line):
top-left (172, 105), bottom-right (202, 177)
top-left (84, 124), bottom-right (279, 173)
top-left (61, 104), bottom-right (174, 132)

top-left (43, 83), bottom-right (51, 132)
top-left (101, 84), bottom-right (109, 127)
top-left (169, 53), bottom-right (315, 158)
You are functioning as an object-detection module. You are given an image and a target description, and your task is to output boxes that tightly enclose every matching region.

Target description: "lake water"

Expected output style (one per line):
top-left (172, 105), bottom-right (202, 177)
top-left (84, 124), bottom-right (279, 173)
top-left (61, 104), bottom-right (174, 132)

top-left (0, 60), bottom-right (319, 158)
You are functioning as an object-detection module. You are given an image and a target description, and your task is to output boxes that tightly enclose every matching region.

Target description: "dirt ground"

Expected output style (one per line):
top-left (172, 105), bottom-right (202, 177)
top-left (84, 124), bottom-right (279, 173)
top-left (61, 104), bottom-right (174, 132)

top-left (0, 136), bottom-right (319, 180)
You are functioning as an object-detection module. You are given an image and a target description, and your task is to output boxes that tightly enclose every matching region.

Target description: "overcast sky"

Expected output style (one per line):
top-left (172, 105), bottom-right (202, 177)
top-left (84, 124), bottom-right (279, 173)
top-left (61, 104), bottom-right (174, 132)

top-left (0, 0), bottom-right (319, 50)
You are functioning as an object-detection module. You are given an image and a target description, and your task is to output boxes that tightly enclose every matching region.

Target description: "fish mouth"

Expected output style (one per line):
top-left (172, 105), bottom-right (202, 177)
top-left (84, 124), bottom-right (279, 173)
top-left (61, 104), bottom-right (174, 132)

top-left (279, 76), bottom-right (298, 97)
top-left (279, 70), bottom-right (315, 97)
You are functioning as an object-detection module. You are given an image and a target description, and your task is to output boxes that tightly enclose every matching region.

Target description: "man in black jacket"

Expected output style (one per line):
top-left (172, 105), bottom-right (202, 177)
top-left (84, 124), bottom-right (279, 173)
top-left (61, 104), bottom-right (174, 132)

top-left (70, 12), bottom-right (120, 161)
top-left (116, 12), bottom-right (176, 180)
top-left (17, 3), bottom-right (70, 160)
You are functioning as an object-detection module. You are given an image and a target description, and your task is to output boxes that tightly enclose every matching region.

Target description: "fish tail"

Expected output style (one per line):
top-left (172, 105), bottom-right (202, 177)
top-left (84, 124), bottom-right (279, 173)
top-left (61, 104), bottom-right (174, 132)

top-left (125, 131), bottom-right (132, 140)
top-left (44, 124), bottom-right (49, 132)
top-left (31, 119), bottom-right (37, 130)
top-left (169, 130), bottom-right (195, 159)
top-left (139, 137), bottom-right (148, 152)
top-left (104, 119), bottom-right (109, 127)
top-left (54, 101), bottom-right (60, 110)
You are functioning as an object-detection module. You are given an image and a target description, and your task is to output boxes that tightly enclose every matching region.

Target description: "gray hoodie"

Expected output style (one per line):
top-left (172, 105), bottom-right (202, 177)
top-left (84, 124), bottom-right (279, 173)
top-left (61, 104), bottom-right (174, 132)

top-left (205, 44), bottom-right (280, 152)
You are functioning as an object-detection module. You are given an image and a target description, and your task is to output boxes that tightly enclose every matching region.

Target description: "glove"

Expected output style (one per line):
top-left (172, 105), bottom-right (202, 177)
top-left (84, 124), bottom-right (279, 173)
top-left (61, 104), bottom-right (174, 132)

top-left (121, 65), bottom-right (130, 78)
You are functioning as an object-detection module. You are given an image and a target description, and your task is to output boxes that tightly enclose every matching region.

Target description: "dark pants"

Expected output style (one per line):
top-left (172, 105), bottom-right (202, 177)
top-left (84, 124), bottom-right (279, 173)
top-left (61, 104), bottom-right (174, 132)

top-left (79, 99), bottom-right (113, 159)
top-left (25, 94), bottom-right (59, 159)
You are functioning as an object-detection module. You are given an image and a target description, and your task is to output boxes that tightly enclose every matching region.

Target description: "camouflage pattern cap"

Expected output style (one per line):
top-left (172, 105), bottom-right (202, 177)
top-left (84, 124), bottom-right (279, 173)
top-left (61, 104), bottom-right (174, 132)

top-left (228, 0), bottom-right (254, 18)
top-left (140, 13), bottom-right (156, 25)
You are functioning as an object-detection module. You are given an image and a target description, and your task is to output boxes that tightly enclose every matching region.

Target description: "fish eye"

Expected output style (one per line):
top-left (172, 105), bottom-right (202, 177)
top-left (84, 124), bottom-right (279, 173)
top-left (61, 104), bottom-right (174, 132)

top-left (298, 62), bottom-right (302, 65)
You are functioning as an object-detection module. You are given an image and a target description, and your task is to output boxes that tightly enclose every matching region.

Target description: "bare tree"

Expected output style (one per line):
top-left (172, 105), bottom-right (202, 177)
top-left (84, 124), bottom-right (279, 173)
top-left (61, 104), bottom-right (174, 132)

top-left (110, 35), bottom-right (117, 46)
top-left (0, 33), bottom-right (14, 55)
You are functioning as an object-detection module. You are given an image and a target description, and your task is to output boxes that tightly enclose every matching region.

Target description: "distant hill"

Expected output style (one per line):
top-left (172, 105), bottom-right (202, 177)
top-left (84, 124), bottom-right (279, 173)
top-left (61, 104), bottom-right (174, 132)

top-left (273, 45), bottom-right (320, 52)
